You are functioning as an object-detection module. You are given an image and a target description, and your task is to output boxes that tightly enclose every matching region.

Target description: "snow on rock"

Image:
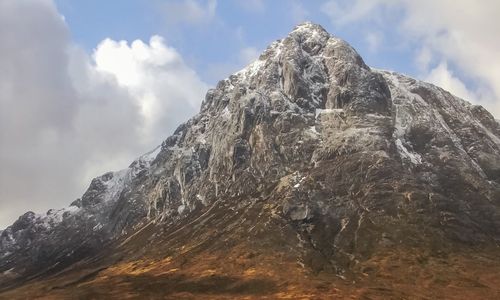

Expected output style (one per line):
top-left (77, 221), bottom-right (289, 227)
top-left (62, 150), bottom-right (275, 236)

top-left (236, 58), bottom-right (266, 81)
top-left (315, 108), bottom-right (344, 119)
top-left (138, 146), bottom-right (161, 165)
top-left (98, 145), bottom-right (162, 204)
top-left (308, 126), bottom-right (319, 135)
top-left (380, 69), bottom-right (500, 177)
top-left (395, 138), bottom-right (422, 165)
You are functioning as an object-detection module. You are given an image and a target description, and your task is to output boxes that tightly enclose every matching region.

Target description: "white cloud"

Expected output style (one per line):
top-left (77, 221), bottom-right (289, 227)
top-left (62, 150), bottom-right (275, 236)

top-left (321, 0), bottom-right (500, 117)
top-left (92, 36), bottom-right (208, 146)
top-left (424, 61), bottom-right (477, 102)
top-left (0, 0), bottom-right (208, 228)
top-left (163, 0), bottom-right (217, 25)
top-left (415, 47), bottom-right (433, 72)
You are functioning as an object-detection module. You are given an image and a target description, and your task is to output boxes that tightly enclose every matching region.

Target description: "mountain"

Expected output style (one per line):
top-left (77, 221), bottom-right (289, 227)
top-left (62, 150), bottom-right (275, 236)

top-left (1, 22), bottom-right (500, 299)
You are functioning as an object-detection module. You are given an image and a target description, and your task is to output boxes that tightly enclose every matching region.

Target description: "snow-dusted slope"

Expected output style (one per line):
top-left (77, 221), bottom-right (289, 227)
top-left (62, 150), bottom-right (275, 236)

top-left (0, 146), bottom-right (161, 275)
top-left (381, 70), bottom-right (500, 179)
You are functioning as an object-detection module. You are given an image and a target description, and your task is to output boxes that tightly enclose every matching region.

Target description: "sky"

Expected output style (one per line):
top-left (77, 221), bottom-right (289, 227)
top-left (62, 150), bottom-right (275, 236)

top-left (1, 0), bottom-right (500, 229)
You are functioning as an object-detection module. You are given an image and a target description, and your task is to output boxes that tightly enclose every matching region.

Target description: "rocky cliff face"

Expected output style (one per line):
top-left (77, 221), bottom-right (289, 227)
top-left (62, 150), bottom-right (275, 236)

top-left (2, 23), bottom-right (500, 298)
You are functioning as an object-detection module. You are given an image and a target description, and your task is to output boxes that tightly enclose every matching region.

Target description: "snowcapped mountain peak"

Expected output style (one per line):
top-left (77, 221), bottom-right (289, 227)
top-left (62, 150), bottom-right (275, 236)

top-left (2, 23), bottom-right (500, 298)
top-left (290, 21), bottom-right (331, 41)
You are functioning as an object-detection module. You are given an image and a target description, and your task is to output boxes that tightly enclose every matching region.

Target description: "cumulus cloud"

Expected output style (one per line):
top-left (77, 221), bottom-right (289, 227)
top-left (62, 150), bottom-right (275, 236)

top-left (321, 0), bottom-right (500, 117)
top-left (0, 0), bottom-right (208, 228)
top-left (92, 36), bottom-right (208, 146)
top-left (424, 61), bottom-right (478, 102)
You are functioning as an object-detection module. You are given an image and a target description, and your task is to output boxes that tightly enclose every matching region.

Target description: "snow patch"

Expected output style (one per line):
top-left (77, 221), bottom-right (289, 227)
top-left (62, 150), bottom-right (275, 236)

top-left (32, 205), bottom-right (82, 231)
top-left (395, 138), bottom-right (422, 165)
top-left (221, 106), bottom-right (231, 119)
top-left (308, 126), bottom-right (319, 135)
top-left (291, 174), bottom-right (306, 189)
top-left (139, 145), bottom-right (161, 164)
top-left (102, 169), bottom-right (129, 202)
top-left (235, 58), bottom-right (265, 82)
top-left (315, 108), bottom-right (344, 119)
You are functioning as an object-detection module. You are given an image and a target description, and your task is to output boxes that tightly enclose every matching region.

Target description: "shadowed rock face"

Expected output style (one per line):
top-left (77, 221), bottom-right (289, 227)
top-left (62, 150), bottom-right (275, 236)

top-left (2, 23), bottom-right (500, 298)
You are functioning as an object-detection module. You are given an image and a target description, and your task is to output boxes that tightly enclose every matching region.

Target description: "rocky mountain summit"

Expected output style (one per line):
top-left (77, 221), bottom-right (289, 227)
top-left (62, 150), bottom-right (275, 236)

top-left (2, 23), bottom-right (500, 299)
